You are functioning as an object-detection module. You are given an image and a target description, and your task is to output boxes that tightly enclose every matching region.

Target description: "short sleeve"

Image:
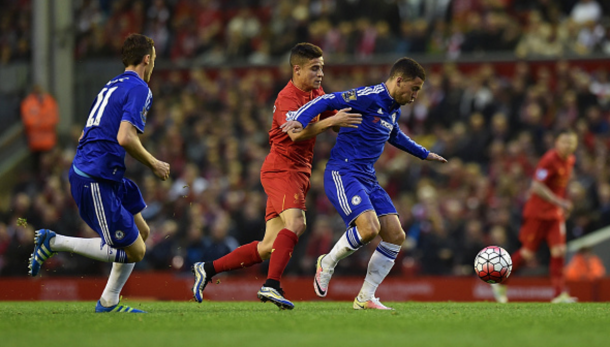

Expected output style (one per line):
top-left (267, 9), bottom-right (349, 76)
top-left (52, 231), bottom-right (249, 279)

top-left (533, 156), bottom-right (555, 183)
top-left (275, 95), bottom-right (303, 126)
top-left (122, 85), bottom-right (152, 133)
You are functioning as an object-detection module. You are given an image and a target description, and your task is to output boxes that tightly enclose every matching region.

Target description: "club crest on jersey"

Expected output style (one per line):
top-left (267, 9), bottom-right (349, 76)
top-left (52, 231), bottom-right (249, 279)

top-left (115, 230), bottom-right (125, 240)
top-left (342, 89), bottom-right (357, 102)
top-left (351, 195), bottom-right (362, 206)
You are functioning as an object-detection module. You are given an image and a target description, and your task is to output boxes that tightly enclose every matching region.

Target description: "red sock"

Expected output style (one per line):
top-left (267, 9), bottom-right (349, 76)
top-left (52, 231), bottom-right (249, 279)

top-left (213, 241), bottom-right (262, 274)
top-left (550, 256), bottom-right (565, 297)
top-left (267, 229), bottom-right (299, 281)
top-left (511, 249), bottom-right (525, 272)
top-left (502, 249), bottom-right (525, 286)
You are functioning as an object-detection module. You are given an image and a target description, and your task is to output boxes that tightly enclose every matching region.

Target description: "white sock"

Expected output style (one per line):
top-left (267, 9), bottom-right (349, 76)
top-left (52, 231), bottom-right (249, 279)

top-left (50, 234), bottom-right (128, 263)
top-left (100, 262), bottom-right (136, 307)
top-left (322, 226), bottom-right (364, 269)
top-left (358, 241), bottom-right (400, 301)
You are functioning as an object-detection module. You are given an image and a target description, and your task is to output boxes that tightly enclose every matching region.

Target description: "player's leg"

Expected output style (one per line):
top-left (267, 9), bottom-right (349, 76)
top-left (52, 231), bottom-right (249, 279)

top-left (257, 171), bottom-right (311, 309)
top-left (547, 220), bottom-right (576, 303)
top-left (316, 169), bottom-right (379, 297)
top-left (257, 216), bottom-right (284, 260)
top-left (29, 174), bottom-right (134, 276)
top-left (320, 211), bottom-right (377, 268)
top-left (491, 217), bottom-right (544, 303)
top-left (191, 217), bottom-right (276, 303)
top-left (353, 214), bottom-right (402, 310)
top-left (257, 209), bottom-right (303, 310)
top-left (353, 187), bottom-right (401, 310)
top-left (264, 208), bottom-right (305, 287)
top-left (96, 179), bottom-right (148, 313)
top-left (99, 213), bottom-right (148, 309)
top-left (512, 217), bottom-right (546, 271)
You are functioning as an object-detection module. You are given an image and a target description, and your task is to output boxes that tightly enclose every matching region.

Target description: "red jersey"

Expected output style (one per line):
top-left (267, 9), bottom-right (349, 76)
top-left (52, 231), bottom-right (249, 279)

top-left (522, 149), bottom-right (575, 220)
top-left (261, 81), bottom-right (335, 175)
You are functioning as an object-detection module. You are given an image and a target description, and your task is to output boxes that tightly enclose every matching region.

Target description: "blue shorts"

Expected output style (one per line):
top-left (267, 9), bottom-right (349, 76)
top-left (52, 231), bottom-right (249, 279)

top-left (69, 166), bottom-right (146, 248)
top-left (324, 166), bottom-right (397, 227)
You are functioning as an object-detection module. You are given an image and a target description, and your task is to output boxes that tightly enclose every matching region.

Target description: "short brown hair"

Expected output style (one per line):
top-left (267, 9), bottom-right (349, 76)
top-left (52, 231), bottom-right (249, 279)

top-left (389, 58), bottom-right (426, 81)
top-left (121, 34), bottom-right (155, 67)
top-left (289, 43), bottom-right (323, 68)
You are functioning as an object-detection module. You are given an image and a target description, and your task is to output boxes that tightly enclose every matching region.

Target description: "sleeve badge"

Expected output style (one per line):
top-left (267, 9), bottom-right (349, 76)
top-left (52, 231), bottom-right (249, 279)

top-left (341, 89), bottom-right (358, 102)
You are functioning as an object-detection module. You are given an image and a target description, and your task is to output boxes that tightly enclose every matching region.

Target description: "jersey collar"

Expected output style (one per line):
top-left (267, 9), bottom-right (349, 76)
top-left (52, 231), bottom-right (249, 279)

top-left (123, 70), bottom-right (143, 81)
top-left (381, 82), bottom-right (400, 110)
top-left (289, 80), bottom-right (314, 97)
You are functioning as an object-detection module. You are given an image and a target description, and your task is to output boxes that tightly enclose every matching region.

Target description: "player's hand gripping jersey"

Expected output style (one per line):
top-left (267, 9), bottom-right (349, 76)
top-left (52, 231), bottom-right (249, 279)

top-left (522, 149), bottom-right (575, 220)
top-left (73, 71), bottom-right (153, 181)
top-left (292, 83), bottom-right (429, 176)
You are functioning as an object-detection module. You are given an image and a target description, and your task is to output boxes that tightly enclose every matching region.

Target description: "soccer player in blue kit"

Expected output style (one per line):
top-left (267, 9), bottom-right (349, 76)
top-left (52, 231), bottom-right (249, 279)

top-left (282, 58), bottom-right (447, 309)
top-left (28, 34), bottom-right (170, 313)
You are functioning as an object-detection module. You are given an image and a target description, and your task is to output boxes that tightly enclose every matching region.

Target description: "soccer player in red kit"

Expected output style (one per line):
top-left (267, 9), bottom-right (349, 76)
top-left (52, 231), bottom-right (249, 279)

top-left (191, 43), bottom-right (361, 309)
top-left (492, 129), bottom-right (578, 303)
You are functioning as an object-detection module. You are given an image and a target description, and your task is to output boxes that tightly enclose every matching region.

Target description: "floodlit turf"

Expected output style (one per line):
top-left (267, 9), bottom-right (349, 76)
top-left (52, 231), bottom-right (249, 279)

top-left (1, 301), bottom-right (609, 347)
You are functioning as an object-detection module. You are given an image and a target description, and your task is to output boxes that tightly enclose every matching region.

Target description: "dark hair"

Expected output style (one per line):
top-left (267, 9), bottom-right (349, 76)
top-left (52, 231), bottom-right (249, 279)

top-left (121, 34), bottom-right (155, 67)
top-left (289, 43), bottom-right (323, 68)
top-left (388, 58), bottom-right (426, 81)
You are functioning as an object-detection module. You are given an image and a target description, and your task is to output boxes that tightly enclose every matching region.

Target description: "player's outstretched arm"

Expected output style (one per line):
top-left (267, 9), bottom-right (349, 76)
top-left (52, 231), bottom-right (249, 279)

top-left (117, 121), bottom-right (170, 180)
top-left (286, 107), bottom-right (362, 142)
top-left (388, 125), bottom-right (436, 161)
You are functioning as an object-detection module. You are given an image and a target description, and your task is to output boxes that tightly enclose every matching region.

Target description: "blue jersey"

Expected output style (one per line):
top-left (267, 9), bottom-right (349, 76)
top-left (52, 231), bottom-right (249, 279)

top-left (292, 83), bottom-right (429, 176)
top-left (73, 71), bottom-right (152, 182)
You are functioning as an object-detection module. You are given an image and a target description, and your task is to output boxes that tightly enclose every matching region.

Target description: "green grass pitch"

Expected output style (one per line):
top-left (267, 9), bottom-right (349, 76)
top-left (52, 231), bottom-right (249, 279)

top-left (1, 301), bottom-right (609, 347)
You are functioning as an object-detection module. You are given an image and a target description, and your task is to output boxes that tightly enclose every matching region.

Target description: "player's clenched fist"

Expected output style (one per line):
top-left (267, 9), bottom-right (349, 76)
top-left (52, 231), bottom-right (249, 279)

top-left (153, 159), bottom-right (171, 180)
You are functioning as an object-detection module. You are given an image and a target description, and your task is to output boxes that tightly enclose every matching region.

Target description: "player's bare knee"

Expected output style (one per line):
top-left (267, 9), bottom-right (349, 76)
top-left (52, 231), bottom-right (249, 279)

top-left (359, 221), bottom-right (381, 243)
top-left (258, 242), bottom-right (273, 260)
top-left (521, 249), bottom-right (535, 261)
top-left (126, 249), bottom-right (145, 262)
top-left (387, 230), bottom-right (405, 245)
top-left (550, 245), bottom-right (566, 258)
top-left (126, 244), bottom-right (146, 262)
top-left (285, 219), bottom-right (306, 236)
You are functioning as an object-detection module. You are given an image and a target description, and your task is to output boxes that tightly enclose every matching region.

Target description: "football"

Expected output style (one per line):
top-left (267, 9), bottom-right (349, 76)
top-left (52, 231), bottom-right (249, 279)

top-left (474, 246), bottom-right (513, 284)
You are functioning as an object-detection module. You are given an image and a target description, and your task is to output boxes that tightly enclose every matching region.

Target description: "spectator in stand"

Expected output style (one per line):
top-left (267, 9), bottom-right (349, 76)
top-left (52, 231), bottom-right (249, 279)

top-left (571, 0), bottom-right (603, 25)
top-left (565, 246), bottom-right (606, 281)
top-left (20, 85), bottom-right (59, 165)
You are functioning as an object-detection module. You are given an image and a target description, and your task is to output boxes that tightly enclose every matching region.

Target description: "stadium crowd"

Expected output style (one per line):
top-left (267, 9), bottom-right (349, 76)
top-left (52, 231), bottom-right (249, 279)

top-left (3, 57), bottom-right (610, 279)
top-left (1, 0), bottom-right (610, 280)
top-left (1, 0), bottom-right (610, 64)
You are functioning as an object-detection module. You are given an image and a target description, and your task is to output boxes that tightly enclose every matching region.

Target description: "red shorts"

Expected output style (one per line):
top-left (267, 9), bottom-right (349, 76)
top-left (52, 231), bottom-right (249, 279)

top-left (518, 217), bottom-right (566, 251)
top-left (261, 171), bottom-right (310, 221)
